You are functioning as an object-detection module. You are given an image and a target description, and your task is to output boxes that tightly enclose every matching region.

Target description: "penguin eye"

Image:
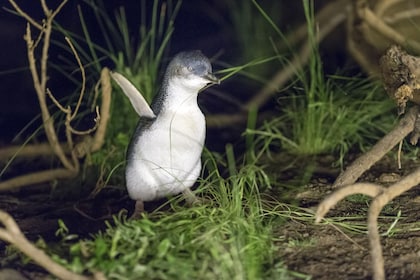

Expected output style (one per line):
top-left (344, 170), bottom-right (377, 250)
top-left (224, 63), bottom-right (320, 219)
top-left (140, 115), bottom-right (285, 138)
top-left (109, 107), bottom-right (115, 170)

top-left (175, 67), bottom-right (182, 75)
top-left (187, 66), bottom-right (193, 72)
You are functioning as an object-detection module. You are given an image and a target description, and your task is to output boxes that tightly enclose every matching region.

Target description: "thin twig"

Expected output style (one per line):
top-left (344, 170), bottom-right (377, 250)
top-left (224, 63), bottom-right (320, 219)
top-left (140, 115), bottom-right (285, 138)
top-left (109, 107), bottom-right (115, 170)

top-left (52, 0), bottom-right (69, 18)
top-left (65, 36), bottom-right (86, 120)
top-left (7, 0), bottom-right (43, 30)
top-left (24, 5), bottom-right (75, 171)
top-left (246, 6), bottom-right (347, 112)
top-left (368, 167), bottom-right (420, 280)
top-left (0, 143), bottom-right (70, 161)
top-left (397, 140), bottom-right (402, 169)
top-left (46, 88), bottom-right (70, 114)
top-left (327, 223), bottom-right (367, 251)
top-left (40, 0), bottom-right (50, 16)
top-left (91, 68), bottom-right (112, 152)
top-left (315, 183), bottom-right (384, 223)
top-left (358, 1), bottom-right (420, 53)
top-left (0, 169), bottom-right (76, 191)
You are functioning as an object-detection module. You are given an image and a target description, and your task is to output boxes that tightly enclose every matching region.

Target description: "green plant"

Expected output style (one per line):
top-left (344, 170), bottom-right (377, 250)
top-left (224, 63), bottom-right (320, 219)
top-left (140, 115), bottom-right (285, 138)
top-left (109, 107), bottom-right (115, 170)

top-left (245, 0), bottom-right (395, 171)
top-left (51, 0), bottom-right (182, 187)
top-left (227, 1), bottom-right (282, 71)
top-left (50, 148), bottom-right (307, 279)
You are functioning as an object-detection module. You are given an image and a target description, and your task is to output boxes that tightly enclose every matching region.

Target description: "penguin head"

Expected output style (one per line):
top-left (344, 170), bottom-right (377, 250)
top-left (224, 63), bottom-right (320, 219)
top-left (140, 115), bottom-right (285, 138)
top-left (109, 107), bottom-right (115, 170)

top-left (166, 50), bottom-right (219, 91)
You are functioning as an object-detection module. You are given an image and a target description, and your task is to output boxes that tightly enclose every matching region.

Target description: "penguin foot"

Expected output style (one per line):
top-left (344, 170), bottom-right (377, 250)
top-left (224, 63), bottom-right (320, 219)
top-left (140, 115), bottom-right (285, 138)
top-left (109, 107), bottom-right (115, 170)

top-left (129, 200), bottom-right (144, 219)
top-left (182, 189), bottom-right (209, 206)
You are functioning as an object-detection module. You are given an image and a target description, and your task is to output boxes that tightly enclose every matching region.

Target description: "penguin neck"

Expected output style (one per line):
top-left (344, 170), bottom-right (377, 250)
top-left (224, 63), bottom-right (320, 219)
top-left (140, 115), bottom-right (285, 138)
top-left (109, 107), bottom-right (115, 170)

top-left (155, 78), bottom-right (201, 116)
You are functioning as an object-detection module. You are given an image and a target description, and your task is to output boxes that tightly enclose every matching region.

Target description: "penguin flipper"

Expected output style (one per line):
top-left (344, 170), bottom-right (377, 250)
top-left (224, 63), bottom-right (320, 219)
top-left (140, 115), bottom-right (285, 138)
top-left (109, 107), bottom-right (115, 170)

top-left (110, 72), bottom-right (156, 118)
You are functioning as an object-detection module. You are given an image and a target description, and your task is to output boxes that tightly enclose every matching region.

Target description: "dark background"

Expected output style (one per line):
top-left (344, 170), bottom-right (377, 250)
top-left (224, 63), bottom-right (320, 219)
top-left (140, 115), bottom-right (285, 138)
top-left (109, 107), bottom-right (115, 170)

top-left (0, 0), bottom-right (344, 145)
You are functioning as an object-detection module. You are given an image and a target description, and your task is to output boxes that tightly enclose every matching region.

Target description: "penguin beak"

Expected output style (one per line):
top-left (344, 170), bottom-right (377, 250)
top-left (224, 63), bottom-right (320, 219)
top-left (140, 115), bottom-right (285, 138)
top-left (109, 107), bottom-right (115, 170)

top-left (203, 73), bottom-right (220, 85)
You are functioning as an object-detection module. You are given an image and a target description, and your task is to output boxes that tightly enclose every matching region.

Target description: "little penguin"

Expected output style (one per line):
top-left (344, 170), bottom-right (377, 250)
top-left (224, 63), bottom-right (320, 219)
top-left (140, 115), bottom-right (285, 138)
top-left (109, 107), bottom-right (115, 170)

top-left (111, 50), bottom-right (219, 218)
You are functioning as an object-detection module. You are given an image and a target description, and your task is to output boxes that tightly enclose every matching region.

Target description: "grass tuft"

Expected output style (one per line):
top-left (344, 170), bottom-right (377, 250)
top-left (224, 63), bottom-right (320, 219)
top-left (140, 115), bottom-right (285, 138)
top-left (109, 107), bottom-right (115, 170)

top-left (52, 150), bottom-right (308, 279)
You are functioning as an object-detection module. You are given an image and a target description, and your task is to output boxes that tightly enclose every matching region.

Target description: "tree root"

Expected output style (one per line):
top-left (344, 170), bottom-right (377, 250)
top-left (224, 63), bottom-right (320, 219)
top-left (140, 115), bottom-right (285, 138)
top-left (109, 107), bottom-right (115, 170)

top-left (316, 168), bottom-right (420, 280)
top-left (317, 44), bottom-right (420, 280)
top-left (316, 47), bottom-right (420, 279)
top-left (333, 106), bottom-right (418, 189)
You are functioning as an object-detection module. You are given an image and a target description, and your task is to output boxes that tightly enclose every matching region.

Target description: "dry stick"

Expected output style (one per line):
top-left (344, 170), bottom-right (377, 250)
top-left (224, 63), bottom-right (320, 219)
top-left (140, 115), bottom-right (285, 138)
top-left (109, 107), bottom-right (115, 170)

top-left (374, 0), bottom-right (406, 17)
top-left (315, 183), bottom-right (384, 223)
top-left (23, 5), bottom-right (75, 172)
top-left (0, 210), bottom-right (91, 280)
top-left (333, 106), bottom-right (418, 188)
top-left (316, 105), bottom-right (420, 279)
top-left (0, 143), bottom-right (69, 161)
top-left (0, 1), bottom-right (74, 191)
top-left (66, 37), bottom-right (86, 120)
top-left (0, 0), bottom-right (113, 191)
top-left (7, 0), bottom-right (43, 30)
top-left (91, 68), bottom-right (112, 152)
top-left (384, 8), bottom-right (420, 24)
top-left (316, 174), bottom-right (420, 280)
top-left (0, 169), bottom-right (74, 191)
top-left (0, 77), bottom-right (110, 188)
top-left (357, 0), bottom-right (420, 53)
top-left (368, 167), bottom-right (420, 280)
top-left (346, 3), bottom-right (380, 76)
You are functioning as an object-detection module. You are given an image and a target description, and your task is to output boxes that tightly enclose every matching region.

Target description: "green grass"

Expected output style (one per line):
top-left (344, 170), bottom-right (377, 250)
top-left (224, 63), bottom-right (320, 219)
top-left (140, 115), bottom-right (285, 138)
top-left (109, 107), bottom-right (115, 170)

top-left (244, 0), bottom-right (395, 171)
top-left (248, 76), bottom-right (394, 157)
top-left (46, 1), bottom-right (401, 277)
top-left (47, 150), bottom-right (420, 279)
top-left (6, 0), bottom-right (419, 278)
top-left (51, 150), bottom-right (307, 279)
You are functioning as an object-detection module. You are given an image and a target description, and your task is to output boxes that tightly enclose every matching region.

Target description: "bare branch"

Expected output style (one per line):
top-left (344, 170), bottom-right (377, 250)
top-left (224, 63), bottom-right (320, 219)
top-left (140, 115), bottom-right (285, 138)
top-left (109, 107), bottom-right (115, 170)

top-left (7, 0), bottom-right (43, 30)
top-left (368, 167), bottom-right (420, 280)
top-left (65, 36), bottom-right (86, 120)
top-left (315, 183), bottom-right (384, 223)
top-left (0, 169), bottom-right (76, 191)
top-left (0, 143), bottom-right (72, 162)
top-left (333, 106), bottom-right (418, 188)
top-left (0, 210), bottom-right (92, 280)
top-left (91, 68), bottom-right (112, 152)
top-left (24, 1), bottom-right (76, 172)
top-left (357, 0), bottom-right (420, 53)
top-left (51, 0), bottom-right (69, 19)
top-left (46, 88), bottom-right (70, 114)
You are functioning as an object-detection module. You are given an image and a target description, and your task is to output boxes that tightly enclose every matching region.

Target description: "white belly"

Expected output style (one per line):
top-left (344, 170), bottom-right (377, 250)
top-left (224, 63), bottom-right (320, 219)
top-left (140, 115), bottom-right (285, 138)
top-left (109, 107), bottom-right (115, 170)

top-left (126, 109), bottom-right (205, 201)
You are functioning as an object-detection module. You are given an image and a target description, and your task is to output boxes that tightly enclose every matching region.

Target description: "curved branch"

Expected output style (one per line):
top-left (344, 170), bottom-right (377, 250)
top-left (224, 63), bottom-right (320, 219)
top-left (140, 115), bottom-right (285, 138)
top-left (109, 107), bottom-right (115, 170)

top-left (333, 106), bottom-right (418, 188)
top-left (358, 1), bottom-right (420, 53)
top-left (7, 0), bottom-right (43, 30)
top-left (315, 183), bottom-right (384, 223)
top-left (0, 210), bottom-right (91, 280)
top-left (367, 167), bottom-right (420, 280)
top-left (91, 68), bottom-right (112, 152)
top-left (0, 169), bottom-right (76, 191)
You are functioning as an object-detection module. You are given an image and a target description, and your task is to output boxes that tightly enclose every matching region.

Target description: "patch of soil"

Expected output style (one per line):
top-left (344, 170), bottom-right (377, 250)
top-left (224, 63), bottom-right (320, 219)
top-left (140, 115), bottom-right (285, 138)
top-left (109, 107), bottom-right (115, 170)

top-left (278, 223), bottom-right (420, 280)
top-left (277, 155), bottom-right (420, 279)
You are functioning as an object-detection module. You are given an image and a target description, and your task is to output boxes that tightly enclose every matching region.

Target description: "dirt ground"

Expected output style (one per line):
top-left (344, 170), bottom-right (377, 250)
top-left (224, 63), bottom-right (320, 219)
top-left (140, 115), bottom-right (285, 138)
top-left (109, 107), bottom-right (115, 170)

top-left (1, 156), bottom-right (419, 279)
top-left (277, 156), bottom-right (420, 280)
